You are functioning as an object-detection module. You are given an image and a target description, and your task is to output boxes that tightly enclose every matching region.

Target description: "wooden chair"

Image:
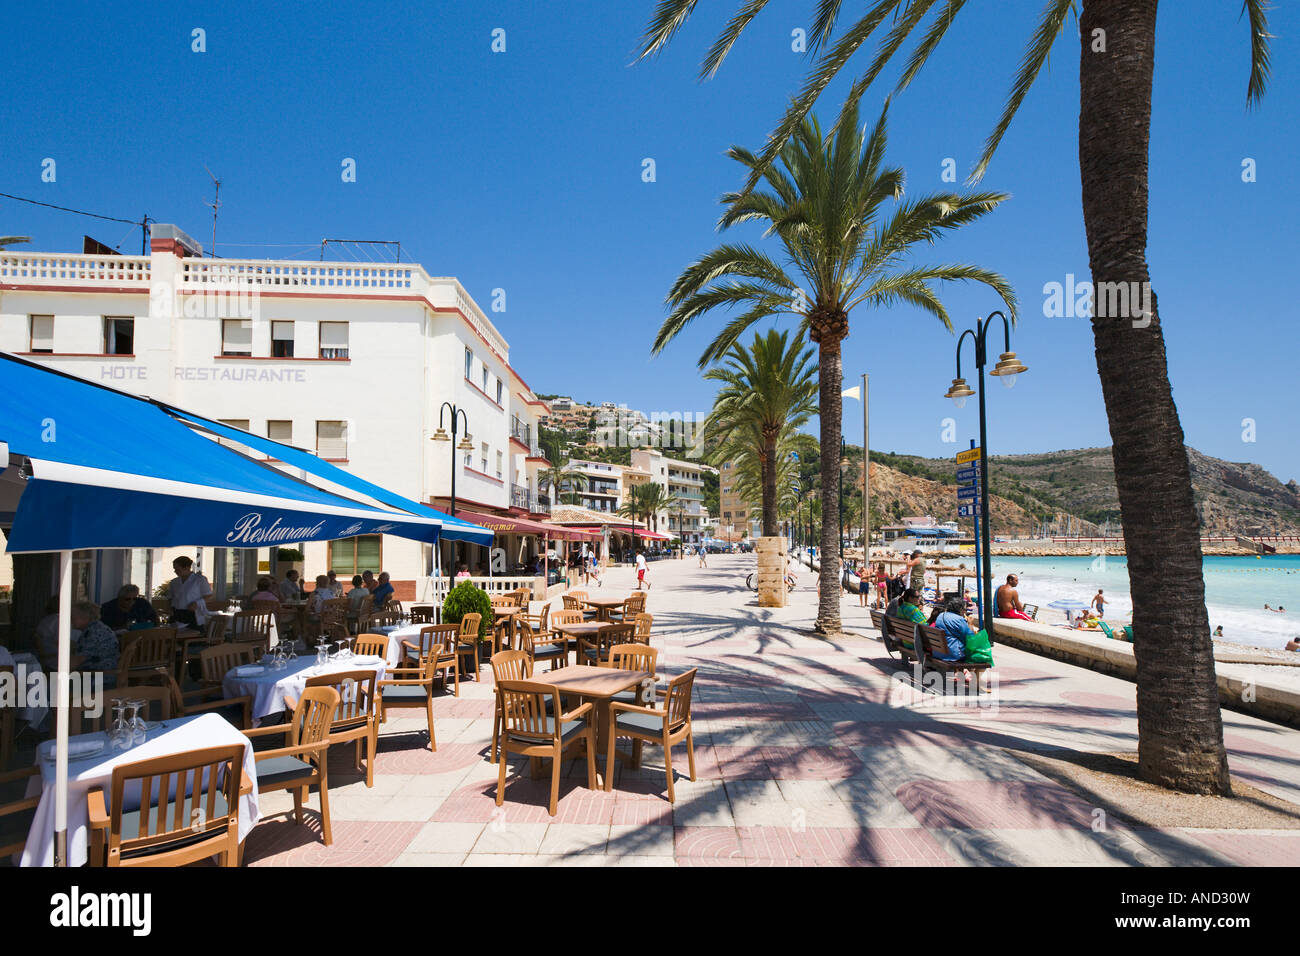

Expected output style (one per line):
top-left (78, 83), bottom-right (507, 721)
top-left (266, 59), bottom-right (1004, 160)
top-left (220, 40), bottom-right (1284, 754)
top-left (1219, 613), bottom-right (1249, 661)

top-left (579, 622), bottom-right (635, 666)
top-left (318, 607), bottom-right (350, 646)
top-left (353, 634), bottom-right (388, 659)
top-left (606, 668), bottom-right (698, 803)
top-left (149, 668), bottom-right (252, 730)
top-left (88, 744), bottom-right (248, 867)
top-left (548, 609), bottom-right (583, 665)
top-left (242, 686), bottom-right (339, 846)
top-left (606, 643), bottom-right (659, 712)
top-left (456, 612), bottom-right (483, 678)
top-left (0, 766), bottom-right (41, 858)
top-left (117, 682), bottom-right (174, 722)
top-left (409, 604), bottom-right (436, 624)
top-left (401, 624), bottom-right (460, 697)
top-left (299, 669), bottom-right (380, 788)
top-left (510, 588), bottom-right (531, 608)
top-left (495, 679), bottom-right (596, 816)
top-left (520, 626), bottom-right (563, 671)
top-left (230, 610), bottom-right (273, 656)
top-left (491, 595), bottom-right (513, 609)
top-left (633, 613), bottom-right (653, 641)
top-left (519, 603), bottom-right (550, 642)
top-left (609, 591), bottom-right (646, 623)
top-left (377, 648), bottom-right (438, 751)
top-left (117, 627), bottom-right (179, 686)
top-left (488, 650), bottom-right (532, 763)
top-left (199, 643), bottom-right (256, 691)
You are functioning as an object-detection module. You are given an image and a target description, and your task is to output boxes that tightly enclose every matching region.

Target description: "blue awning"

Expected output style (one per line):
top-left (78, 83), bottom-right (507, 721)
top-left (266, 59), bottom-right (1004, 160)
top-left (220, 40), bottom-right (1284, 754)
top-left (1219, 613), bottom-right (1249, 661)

top-left (0, 353), bottom-right (492, 552)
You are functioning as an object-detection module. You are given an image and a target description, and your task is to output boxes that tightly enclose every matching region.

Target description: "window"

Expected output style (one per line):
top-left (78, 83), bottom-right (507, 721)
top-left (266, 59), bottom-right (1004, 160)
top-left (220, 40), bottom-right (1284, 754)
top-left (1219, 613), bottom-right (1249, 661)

top-left (496, 450), bottom-right (503, 477)
top-left (221, 319), bottom-right (252, 356)
top-left (495, 379), bottom-right (504, 405)
top-left (317, 420), bottom-right (348, 460)
top-left (482, 366), bottom-right (489, 391)
top-left (329, 535), bottom-right (382, 576)
top-left (29, 315), bottom-right (54, 353)
top-left (319, 321), bottom-right (349, 359)
top-left (103, 317), bottom-right (134, 355)
top-left (480, 442), bottom-right (489, 474)
top-left (271, 321), bottom-right (294, 358)
top-left (464, 348), bottom-right (473, 379)
top-left (217, 419), bottom-right (250, 450)
top-left (267, 420), bottom-right (292, 453)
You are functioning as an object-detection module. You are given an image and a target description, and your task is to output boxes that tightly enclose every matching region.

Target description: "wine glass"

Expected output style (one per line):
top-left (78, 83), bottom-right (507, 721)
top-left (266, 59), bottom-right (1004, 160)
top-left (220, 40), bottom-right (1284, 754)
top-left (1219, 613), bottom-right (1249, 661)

top-left (109, 699), bottom-right (128, 751)
top-left (283, 639), bottom-right (297, 662)
top-left (316, 643), bottom-right (331, 666)
top-left (127, 699), bottom-right (148, 745)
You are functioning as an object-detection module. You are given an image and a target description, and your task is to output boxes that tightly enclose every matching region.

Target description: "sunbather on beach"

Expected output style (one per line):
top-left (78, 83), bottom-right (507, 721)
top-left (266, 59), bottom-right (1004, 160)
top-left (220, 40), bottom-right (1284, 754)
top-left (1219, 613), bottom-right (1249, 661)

top-left (996, 574), bottom-right (1033, 621)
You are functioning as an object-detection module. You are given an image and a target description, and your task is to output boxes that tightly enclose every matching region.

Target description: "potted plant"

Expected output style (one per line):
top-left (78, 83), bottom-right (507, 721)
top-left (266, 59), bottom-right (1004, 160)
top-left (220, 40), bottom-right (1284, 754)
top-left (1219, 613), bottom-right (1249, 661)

top-left (441, 580), bottom-right (493, 660)
top-left (276, 547), bottom-right (305, 577)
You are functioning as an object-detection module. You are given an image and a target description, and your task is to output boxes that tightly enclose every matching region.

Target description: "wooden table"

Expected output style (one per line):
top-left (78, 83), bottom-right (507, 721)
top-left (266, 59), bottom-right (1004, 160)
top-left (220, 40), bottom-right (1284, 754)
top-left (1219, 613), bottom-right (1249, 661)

top-left (541, 664), bottom-right (651, 785)
top-left (580, 595), bottom-right (629, 622)
top-left (551, 621), bottom-right (607, 665)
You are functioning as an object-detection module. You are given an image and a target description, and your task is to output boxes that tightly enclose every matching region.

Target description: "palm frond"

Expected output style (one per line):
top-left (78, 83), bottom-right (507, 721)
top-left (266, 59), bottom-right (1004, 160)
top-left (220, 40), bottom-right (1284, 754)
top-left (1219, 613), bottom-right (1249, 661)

top-left (969, 0), bottom-right (1075, 182)
top-left (1241, 0), bottom-right (1273, 108)
top-left (638, 0), bottom-right (700, 60)
top-left (701, 0), bottom-right (774, 80)
top-left (894, 0), bottom-right (966, 92)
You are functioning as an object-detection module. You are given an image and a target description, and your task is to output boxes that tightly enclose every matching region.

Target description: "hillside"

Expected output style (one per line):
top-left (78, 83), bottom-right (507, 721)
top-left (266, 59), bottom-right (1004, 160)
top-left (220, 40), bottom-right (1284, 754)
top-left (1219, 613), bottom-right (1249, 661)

top-left (860, 447), bottom-right (1300, 537)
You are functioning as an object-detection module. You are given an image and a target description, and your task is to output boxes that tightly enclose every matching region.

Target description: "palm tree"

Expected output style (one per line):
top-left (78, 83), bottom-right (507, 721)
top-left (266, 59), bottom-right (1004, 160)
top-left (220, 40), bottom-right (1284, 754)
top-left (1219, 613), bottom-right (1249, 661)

top-left (0, 236), bottom-right (31, 250)
top-left (704, 329), bottom-right (818, 536)
top-left (638, 0), bottom-right (1271, 796)
top-left (538, 462), bottom-right (587, 507)
top-left (619, 481), bottom-right (677, 537)
top-left (654, 96), bottom-right (1015, 636)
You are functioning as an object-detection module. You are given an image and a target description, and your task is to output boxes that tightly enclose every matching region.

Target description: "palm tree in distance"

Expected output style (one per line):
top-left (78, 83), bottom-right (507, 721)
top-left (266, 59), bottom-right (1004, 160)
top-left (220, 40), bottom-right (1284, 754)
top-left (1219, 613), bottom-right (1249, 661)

top-left (638, 0), bottom-right (1273, 795)
top-left (705, 329), bottom-right (818, 536)
top-left (0, 236), bottom-right (31, 250)
top-left (654, 96), bottom-right (1016, 635)
top-left (538, 463), bottom-right (587, 507)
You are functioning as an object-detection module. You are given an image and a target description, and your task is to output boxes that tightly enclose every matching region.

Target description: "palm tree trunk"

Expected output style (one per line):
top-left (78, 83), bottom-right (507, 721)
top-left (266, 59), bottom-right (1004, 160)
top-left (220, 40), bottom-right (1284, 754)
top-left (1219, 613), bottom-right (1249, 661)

top-left (761, 432), bottom-right (779, 536)
top-left (1080, 0), bottom-right (1229, 794)
top-left (814, 337), bottom-right (842, 633)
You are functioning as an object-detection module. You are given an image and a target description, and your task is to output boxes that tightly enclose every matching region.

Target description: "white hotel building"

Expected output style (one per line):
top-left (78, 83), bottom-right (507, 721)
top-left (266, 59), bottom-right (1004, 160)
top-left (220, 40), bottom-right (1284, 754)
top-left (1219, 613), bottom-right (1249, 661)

top-left (0, 224), bottom-right (553, 605)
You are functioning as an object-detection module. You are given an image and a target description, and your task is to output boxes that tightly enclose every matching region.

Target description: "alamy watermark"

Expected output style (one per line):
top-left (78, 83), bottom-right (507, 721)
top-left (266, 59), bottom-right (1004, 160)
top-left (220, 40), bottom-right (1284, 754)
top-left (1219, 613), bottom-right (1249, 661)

top-left (1042, 273), bottom-right (1152, 328)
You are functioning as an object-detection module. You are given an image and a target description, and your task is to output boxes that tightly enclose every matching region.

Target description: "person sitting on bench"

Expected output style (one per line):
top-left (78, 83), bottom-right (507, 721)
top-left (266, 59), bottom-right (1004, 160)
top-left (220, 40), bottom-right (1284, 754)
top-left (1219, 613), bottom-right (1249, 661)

top-left (930, 598), bottom-right (975, 662)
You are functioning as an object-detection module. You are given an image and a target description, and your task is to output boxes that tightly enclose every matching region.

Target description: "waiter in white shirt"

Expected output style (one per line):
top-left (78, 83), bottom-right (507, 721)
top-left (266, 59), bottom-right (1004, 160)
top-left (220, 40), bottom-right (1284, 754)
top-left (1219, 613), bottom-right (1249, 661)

top-left (168, 555), bottom-right (213, 629)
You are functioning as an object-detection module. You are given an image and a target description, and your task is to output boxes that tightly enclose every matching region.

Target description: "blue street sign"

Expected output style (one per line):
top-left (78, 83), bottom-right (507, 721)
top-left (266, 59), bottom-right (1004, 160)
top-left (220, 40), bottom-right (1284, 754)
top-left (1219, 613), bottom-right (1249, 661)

top-left (957, 486), bottom-right (980, 500)
top-left (955, 466), bottom-right (979, 481)
top-left (957, 503), bottom-right (976, 517)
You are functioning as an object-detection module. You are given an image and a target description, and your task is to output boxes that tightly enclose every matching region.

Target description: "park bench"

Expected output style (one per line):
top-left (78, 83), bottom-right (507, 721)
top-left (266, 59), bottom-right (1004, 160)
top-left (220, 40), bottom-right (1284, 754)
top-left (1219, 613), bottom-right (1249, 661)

top-left (914, 622), bottom-right (992, 693)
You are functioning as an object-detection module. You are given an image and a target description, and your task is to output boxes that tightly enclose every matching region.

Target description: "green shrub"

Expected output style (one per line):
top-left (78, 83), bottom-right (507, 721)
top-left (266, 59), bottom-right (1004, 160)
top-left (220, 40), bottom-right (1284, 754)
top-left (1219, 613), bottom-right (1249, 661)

top-left (276, 547), bottom-right (304, 561)
top-left (442, 581), bottom-right (493, 640)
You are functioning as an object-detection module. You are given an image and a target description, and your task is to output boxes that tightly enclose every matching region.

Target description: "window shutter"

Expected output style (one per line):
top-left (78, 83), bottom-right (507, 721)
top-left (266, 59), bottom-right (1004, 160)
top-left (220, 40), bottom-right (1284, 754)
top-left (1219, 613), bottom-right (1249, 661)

top-left (317, 421), bottom-right (348, 459)
top-left (267, 420), bottom-right (293, 443)
top-left (355, 535), bottom-right (382, 572)
top-left (31, 315), bottom-right (54, 352)
top-left (223, 320), bottom-right (252, 353)
top-left (319, 322), bottom-right (349, 357)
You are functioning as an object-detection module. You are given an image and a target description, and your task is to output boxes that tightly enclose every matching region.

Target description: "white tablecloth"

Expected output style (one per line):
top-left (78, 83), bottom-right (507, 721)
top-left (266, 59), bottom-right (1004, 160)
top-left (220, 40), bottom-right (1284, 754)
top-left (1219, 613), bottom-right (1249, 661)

top-left (8, 652), bottom-right (49, 727)
top-left (222, 656), bottom-right (388, 722)
top-left (371, 624), bottom-right (428, 667)
top-left (21, 712), bottom-right (259, 867)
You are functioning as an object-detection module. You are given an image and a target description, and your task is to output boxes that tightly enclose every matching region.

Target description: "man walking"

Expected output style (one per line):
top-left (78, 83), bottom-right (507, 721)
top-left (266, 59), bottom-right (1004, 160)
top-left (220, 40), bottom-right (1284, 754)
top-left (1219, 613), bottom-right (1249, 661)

top-left (635, 550), bottom-right (651, 590)
top-left (1091, 588), bottom-right (1106, 619)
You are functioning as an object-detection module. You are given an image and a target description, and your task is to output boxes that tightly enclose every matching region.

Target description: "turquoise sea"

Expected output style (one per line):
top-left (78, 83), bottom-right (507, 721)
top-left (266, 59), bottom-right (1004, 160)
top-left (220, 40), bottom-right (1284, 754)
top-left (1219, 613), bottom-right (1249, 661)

top-left (988, 554), bottom-right (1300, 650)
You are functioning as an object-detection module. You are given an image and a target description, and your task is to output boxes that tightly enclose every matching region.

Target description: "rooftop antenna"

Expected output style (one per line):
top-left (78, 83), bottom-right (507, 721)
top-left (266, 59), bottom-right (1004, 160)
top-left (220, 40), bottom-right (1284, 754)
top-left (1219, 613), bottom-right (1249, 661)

top-left (203, 166), bottom-right (222, 257)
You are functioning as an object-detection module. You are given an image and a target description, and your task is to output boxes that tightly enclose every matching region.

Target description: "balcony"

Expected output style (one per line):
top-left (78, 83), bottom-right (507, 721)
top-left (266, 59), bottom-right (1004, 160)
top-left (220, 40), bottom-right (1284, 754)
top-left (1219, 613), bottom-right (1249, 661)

top-left (510, 416), bottom-right (532, 448)
top-left (510, 483), bottom-right (551, 514)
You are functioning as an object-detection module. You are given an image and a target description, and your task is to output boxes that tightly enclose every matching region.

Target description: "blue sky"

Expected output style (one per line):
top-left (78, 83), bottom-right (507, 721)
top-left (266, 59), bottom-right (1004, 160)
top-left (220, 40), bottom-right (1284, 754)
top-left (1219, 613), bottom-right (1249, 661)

top-left (3, 0), bottom-right (1298, 481)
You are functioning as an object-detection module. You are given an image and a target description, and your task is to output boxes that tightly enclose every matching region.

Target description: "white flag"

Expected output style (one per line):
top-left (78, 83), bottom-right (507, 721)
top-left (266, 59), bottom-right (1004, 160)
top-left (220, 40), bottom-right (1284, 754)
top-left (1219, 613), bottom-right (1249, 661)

top-left (841, 386), bottom-right (861, 400)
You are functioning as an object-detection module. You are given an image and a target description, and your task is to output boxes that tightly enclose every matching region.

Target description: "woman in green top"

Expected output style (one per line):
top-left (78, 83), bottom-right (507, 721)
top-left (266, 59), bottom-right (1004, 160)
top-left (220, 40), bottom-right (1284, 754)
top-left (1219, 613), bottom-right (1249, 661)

top-left (907, 550), bottom-right (927, 593)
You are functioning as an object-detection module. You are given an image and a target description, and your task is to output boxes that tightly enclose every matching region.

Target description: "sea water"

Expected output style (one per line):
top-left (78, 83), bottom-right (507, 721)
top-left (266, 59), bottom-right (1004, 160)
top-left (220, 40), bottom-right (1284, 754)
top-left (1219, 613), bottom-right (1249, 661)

top-left (982, 554), bottom-right (1300, 650)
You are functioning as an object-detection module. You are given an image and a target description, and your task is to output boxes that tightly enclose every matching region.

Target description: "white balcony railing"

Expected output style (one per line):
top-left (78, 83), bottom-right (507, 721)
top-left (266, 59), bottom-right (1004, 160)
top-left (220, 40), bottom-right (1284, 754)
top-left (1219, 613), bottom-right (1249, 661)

top-left (0, 253), bottom-right (152, 287)
top-left (181, 259), bottom-right (415, 291)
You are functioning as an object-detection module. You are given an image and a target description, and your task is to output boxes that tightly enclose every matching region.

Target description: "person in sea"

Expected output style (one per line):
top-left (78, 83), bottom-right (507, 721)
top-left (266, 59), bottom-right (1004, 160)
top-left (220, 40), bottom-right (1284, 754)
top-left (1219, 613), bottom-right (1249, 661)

top-left (1285, 637), bottom-right (1299, 652)
top-left (1091, 588), bottom-right (1106, 619)
top-left (1213, 625), bottom-right (1224, 638)
top-left (996, 574), bottom-right (1034, 621)
top-left (99, 584), bottom-right (158, 630)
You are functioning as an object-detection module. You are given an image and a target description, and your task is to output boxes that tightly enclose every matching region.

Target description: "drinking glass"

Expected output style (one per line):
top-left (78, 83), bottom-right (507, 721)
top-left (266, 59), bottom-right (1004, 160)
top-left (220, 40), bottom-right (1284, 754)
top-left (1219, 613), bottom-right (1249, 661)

top-left (127, 699), bottom-right (148, 745)
top-left (283, 639), bottom-right (297, 662)
top-left (318, 643), bottom-right (333, 666)
top-left (109, 699), bottom-right (128, 751)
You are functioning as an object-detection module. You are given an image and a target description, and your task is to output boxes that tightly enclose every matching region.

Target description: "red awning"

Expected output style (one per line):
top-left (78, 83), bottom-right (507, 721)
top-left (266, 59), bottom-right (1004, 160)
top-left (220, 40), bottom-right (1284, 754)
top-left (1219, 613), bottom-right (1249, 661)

top-left (540, 522), bottom-right (600, 542)
top-left (633, 530), bottom-right (671, 541)
top-left (452, 510), bottom-right (556, 538)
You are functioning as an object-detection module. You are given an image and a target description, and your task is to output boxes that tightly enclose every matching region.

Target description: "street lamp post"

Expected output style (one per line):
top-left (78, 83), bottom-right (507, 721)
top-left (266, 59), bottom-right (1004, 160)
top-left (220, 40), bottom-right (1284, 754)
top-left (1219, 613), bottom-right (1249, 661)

top-left (430, 402), bottom-right (474, 516)
top-left (943, 310), bottom-right (1027, 640)
top-left (677, 500), bottom-right (685, 559)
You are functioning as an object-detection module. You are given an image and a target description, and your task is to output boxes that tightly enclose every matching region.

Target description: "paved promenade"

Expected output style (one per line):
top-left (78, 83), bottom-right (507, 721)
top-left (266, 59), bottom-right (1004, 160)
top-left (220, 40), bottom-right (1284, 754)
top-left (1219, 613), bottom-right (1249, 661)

top-left (244, 555), bottom-right (1300, 867)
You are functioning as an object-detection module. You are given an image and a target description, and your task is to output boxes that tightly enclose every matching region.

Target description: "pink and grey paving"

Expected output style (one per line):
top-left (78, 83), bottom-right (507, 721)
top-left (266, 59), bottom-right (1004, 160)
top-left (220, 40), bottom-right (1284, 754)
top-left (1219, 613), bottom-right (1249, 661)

top-left (241, 555), bottom-right (1300, 867)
